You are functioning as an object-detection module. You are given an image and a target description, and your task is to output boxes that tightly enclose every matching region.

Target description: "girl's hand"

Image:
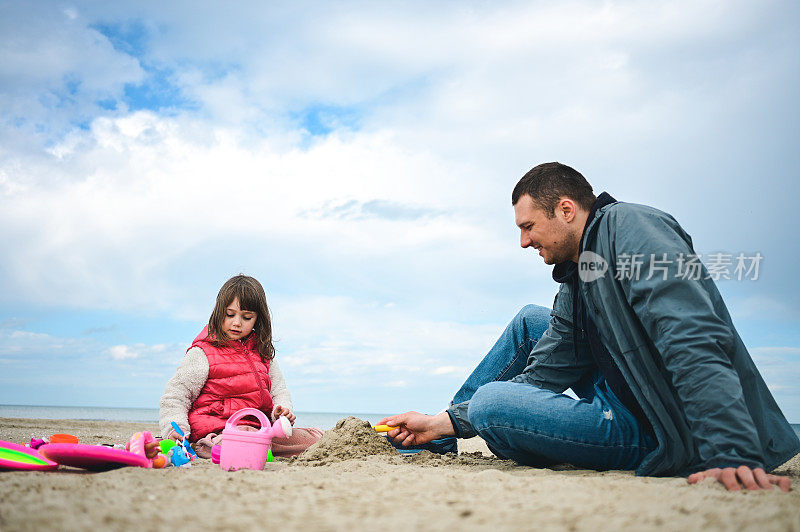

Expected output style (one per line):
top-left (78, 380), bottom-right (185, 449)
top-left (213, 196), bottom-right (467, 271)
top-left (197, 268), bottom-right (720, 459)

top-left (273, 405), bottom-right (296, 425)
top-left (166, 429), bottom-right (184, 442)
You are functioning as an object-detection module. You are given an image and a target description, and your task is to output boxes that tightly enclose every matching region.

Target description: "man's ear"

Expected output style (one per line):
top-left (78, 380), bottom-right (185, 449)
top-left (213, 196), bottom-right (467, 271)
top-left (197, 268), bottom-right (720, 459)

top-left (558, 197), bottom-right (577, 222)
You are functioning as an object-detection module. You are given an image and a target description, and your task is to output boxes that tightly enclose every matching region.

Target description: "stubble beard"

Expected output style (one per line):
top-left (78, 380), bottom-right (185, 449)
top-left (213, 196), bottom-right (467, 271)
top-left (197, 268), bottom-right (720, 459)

top-left (543, 232), bottom-right (581, 265)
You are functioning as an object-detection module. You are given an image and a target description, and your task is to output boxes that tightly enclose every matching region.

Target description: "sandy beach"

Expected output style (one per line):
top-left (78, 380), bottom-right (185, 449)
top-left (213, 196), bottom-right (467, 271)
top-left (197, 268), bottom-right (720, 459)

top-left (1, 417), bottom-right (799, 532)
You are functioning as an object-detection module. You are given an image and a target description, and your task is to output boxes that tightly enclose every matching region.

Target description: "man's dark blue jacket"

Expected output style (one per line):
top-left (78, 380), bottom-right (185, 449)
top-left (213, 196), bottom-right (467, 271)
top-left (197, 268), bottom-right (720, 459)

top-left (449, 200), bottom-right (800, 476)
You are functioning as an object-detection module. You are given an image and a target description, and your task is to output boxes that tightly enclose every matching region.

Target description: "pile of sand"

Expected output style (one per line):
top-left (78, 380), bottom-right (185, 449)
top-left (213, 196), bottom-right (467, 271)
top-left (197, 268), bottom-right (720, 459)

top-left (295, 416), bottom-right (398, 464)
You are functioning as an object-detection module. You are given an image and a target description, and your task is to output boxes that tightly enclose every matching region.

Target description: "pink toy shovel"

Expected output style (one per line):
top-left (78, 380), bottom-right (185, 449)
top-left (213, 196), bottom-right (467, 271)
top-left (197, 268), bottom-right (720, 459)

top-left (220, 408), bottom-right (292, 471)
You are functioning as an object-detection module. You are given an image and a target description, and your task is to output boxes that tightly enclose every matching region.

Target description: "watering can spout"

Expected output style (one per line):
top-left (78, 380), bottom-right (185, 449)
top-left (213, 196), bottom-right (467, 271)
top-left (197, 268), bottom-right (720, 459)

top-left (274, 415), bottom-right (292, 439)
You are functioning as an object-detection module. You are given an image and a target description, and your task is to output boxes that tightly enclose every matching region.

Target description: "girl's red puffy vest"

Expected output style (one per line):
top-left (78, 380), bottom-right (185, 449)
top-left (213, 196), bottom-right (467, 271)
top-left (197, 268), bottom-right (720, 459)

top-left (187, 326), bottom-right (273, 441)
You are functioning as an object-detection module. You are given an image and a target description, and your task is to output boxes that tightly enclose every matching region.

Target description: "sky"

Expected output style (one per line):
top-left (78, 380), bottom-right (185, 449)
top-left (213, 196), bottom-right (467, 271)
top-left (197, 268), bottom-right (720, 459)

top-left (1, 0), bottom-right (799, 421)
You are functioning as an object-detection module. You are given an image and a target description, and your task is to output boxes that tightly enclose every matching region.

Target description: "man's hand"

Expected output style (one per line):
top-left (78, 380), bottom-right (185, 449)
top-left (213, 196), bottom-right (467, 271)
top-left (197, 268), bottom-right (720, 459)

top-left (378, 411), bottom-right (455, 447)
top-left (687, 466), bottom-right (791, 492)
top-left (273, 405), bottom-right (296, 425)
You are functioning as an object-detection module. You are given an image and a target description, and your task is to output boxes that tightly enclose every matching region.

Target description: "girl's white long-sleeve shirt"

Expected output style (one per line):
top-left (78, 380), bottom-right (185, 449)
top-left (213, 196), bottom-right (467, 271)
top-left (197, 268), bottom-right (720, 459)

top-left (158, 347), bottom-right (293, 439)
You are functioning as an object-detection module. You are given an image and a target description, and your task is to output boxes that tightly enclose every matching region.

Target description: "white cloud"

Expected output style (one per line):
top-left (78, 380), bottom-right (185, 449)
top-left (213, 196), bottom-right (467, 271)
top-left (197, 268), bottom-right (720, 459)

top-left (432, 366), bottom-right (465, 375)
top-left (272, 295), bottom-right (502, 386)
top-left (0, 328), bottom-right (79, 356)
top-left (9, 330), bottom-right (52, 341)
top-left (106, 342), bottom-right (185, 364)
top-left (0, 325), bottom-right (184, 374)
top-left (237, 294), bottom-right (510, 411)
top-left (0, 109), bottom-right (524, 316)
top-left (2, 2), bottom-right (796, 321)
top-left (109, 345), bottom-right (139, 360)
top-left (0, 2), bottom-right (144, 143)
top-left (0, 1), bottom-right (798, 413)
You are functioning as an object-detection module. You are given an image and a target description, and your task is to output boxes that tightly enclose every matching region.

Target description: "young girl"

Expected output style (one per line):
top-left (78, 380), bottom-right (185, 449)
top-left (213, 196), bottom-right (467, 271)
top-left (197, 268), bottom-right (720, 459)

top-left (159, 274), bottom-right (322, 457)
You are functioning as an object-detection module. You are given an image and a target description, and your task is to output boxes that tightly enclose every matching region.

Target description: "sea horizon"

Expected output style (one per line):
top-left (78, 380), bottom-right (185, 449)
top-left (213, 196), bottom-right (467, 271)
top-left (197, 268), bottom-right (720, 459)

top-left (0, 404), bottom-right (394, 431)
top-left (1, 403), bottom-right (799, 438)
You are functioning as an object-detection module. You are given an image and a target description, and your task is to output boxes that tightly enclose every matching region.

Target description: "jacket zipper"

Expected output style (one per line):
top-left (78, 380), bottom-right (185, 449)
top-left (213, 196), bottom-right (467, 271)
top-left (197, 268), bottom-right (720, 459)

top-left (239, 342), bottom-right (270, 411)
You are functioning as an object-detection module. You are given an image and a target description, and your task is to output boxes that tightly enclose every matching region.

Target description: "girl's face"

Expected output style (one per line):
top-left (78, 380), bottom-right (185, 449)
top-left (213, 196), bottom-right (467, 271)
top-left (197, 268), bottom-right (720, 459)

top-left (223, 297), bottom-right (257, 341)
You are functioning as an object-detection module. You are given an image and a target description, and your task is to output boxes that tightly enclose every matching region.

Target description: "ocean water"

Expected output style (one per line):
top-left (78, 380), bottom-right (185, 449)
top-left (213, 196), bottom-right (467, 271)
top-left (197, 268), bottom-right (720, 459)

top-left (1, 405), bottom-right (799, 438)
top-left (0, 404), bottom-right (391, 430)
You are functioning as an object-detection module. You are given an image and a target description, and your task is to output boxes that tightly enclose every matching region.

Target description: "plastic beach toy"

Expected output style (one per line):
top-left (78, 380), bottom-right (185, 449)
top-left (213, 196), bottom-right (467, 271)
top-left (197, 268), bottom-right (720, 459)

top-left (39, 443), bottom-right (150, 471)
top-left (0, 439), bottom-right (58, 471)
top-left (220, 408), bottom-right (291, 471)
top-left (159, 439), bottom-right (177, 455)
top-left (373, 425), bottom-right (397, 432)
top-left (126, 431), bottom-right (167, 468)
top-left (50, 433), bottom-right (79, 444)
top-left (168, 445), bottom-right (192, 467)
top-left (170, 422), bottom-right (198, 459)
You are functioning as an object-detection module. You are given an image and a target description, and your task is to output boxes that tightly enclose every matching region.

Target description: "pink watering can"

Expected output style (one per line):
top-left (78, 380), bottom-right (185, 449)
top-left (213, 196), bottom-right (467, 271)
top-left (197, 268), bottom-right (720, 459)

top-left (220, 408), bottom-right (292, 471)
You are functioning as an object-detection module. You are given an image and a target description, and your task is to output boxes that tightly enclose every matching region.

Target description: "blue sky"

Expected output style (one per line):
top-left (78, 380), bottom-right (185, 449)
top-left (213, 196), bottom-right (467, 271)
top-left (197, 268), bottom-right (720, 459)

top-left (0, 1), bottom-right (798, 421)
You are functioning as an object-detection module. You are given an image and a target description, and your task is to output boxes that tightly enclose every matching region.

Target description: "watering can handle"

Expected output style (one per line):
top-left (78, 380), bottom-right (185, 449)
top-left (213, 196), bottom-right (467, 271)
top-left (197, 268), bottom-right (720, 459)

top-left (225, 408), bottom-right (271, 433)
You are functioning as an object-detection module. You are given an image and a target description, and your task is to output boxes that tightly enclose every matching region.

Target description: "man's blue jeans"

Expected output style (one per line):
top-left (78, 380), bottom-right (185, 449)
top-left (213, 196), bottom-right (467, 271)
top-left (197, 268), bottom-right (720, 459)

top-left (454, 304), bottom-right (656, 471)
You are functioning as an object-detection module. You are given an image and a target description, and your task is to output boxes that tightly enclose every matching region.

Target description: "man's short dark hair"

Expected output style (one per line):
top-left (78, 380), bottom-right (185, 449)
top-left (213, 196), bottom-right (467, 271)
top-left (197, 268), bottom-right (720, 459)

top-left (512, 162), bottom-right (596, 216)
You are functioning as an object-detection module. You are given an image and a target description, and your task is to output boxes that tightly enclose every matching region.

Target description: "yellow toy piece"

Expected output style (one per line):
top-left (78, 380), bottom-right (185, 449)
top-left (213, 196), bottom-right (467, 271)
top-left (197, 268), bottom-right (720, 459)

top-left (373, 425), bottom-right (397, 432)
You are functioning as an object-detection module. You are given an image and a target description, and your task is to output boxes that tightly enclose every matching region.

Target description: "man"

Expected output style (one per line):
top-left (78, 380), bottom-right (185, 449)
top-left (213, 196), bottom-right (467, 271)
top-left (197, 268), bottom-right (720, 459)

top-left (382, 162), bottom-right (798, 491)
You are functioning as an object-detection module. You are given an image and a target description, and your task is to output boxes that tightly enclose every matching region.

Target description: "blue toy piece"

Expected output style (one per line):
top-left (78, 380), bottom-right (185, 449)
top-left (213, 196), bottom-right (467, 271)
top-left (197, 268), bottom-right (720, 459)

top-left (170, 422), bottom-right (198, 459)
top-left (168, 445), bottom-right (192, 467)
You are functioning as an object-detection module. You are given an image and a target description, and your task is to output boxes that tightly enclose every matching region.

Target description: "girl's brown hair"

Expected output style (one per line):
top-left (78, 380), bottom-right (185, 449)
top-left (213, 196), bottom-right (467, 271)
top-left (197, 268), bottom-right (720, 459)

top-left (208, 274), bottom-right (275, 362)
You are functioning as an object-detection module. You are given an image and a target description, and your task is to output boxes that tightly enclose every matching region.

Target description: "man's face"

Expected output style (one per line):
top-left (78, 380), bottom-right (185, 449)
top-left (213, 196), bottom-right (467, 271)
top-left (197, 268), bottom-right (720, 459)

top-left (514, 195), bottom-right (580, 265)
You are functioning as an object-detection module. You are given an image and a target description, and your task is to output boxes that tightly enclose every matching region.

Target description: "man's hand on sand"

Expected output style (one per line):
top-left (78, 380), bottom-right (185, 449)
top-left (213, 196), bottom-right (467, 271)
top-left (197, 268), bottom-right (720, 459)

top-left (687, 466), bottom-right (791, 492)
top-left (379, 411), bottom-right (456, 447)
